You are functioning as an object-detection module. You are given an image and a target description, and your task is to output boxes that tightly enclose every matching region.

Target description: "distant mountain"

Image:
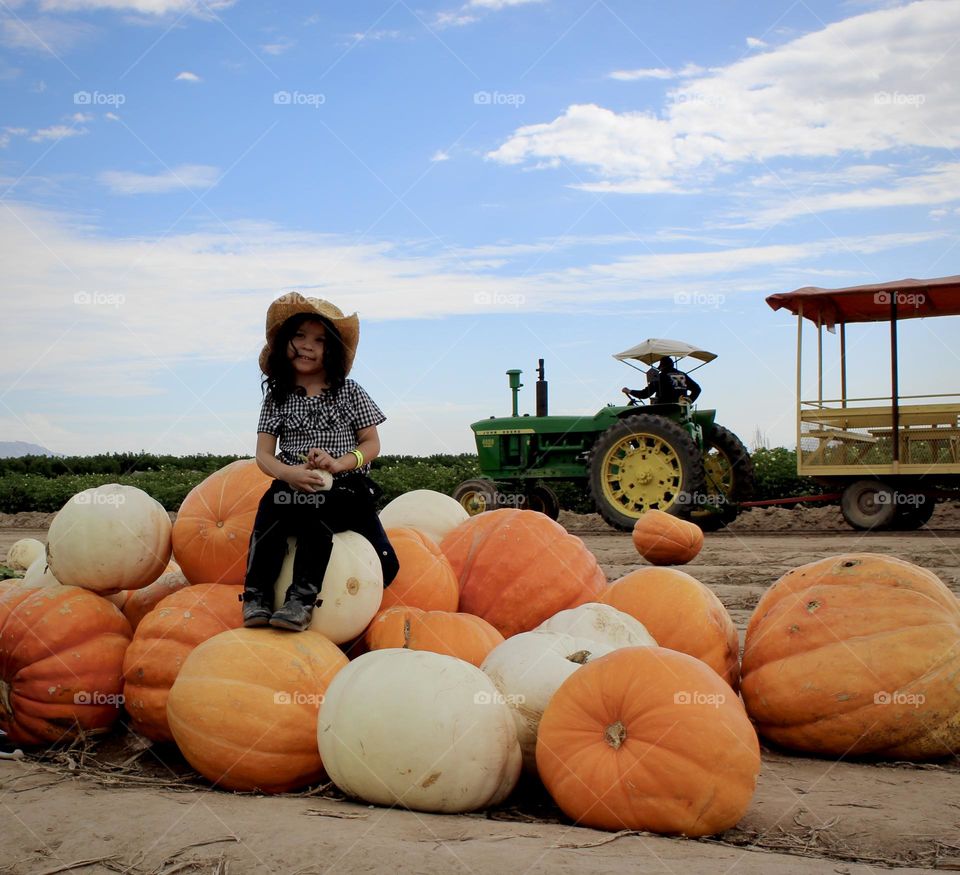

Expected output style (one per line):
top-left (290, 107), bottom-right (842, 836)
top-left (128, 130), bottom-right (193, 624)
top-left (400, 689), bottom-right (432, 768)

top-left (0, 441), bottom-right (54, 458)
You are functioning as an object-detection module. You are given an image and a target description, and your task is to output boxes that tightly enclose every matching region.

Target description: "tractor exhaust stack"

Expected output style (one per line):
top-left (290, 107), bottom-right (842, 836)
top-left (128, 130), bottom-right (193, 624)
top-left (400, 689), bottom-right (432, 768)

top-left (536, 358), bottom-right (548, 417)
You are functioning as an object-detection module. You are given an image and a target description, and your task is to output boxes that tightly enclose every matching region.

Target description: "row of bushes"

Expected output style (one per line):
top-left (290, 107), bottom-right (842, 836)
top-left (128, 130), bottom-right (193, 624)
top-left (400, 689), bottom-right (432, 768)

top-left (0, 449), bottom-right (818, 514)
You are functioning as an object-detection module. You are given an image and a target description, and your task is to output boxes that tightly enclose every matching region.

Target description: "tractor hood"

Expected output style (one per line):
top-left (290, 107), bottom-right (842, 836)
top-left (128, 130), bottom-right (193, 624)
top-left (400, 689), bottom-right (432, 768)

top-left (613, 339), bottom-right (717, 365)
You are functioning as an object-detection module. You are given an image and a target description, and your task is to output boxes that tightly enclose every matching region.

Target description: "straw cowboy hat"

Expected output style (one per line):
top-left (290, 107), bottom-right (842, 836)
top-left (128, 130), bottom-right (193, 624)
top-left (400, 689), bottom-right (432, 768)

top-left (259, 293), bottom-right (360, 376)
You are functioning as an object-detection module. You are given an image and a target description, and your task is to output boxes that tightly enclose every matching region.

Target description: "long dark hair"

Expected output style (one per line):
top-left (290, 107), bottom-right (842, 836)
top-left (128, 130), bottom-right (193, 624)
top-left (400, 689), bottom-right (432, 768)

top-left (261, 313), bottom-right (347, 405)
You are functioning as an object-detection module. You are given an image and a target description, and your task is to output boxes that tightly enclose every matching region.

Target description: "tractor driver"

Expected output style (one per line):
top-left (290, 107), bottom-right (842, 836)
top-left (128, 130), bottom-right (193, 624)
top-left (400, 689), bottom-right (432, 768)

top-left (622, 357), bottom-right (701, 406)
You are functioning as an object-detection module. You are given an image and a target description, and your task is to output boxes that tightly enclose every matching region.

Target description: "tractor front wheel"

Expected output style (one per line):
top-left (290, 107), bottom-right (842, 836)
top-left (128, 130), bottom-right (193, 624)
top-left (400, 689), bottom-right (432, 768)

top-left (588, 414), bottom-right (705, 531)
top-left (693, 424), bottom-right (755, 532)
top-left (525, 484), bottom-right (560, 520)
top-left (452, 479), bottom-right (499, 517)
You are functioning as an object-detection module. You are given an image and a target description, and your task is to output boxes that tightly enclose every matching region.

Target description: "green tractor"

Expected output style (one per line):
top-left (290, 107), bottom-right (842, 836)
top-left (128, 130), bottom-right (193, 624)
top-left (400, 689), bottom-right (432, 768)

top-left (452, 340), bottom-right (755, 531)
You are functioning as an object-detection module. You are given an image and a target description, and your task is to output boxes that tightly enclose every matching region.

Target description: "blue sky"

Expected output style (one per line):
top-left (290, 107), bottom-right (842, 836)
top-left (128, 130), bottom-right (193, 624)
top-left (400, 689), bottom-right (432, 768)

top-left (1, 0), bottom-right (958, 458)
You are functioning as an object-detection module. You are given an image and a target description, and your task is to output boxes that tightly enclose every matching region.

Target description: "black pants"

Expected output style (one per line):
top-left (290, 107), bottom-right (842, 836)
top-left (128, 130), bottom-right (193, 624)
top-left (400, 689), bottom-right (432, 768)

top-left (243, 474), bottom-right (399, 606)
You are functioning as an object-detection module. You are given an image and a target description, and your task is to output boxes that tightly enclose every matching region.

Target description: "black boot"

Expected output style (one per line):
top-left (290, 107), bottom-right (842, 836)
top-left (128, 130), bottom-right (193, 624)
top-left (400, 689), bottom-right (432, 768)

top-left (269, 579), bottom-right (322, 632)
top-left (239, 590), bottom-right (272, 628)
top-left (268, 598), bottom-right (314, 632)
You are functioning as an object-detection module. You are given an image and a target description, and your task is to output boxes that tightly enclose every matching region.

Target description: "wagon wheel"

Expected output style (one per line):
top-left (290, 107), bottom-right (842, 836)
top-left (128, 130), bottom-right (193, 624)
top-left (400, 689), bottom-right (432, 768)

top-left (588, 414), bottom-right (705, 531)
top-left (692, 424), bottom-right (755, 532)
top-left (840, 479), bottom-right (897, 530)
top-left (525, 484), bottom-right (560, 520)
top-left (890, 490), bottom-right (936, 530)
top-left (451, 479), bottom-right (499, 516)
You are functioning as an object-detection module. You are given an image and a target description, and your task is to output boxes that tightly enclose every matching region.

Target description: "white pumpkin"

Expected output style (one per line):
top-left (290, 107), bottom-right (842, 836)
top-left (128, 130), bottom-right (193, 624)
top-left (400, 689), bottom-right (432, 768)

top-left (318, 648), bottom-right (521, 813)
top-left (6, 538), bottom-right (45, 571)
top-left (378, 489), bottom-right (469, 545)
top-left (46, 485), bottom-right (172, 594)
top-left (481, 629), bottom-right (616, 772)
top-left (22, 555), bottom-right (62, 589)
top-left (273, 531), bottom-right (382, 644)
top-left (537, 602), bottom-right (657, 648)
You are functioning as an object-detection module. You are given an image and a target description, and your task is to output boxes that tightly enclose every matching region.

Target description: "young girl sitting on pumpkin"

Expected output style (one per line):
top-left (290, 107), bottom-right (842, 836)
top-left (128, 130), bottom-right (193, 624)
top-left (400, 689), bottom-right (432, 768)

top-left (241, 293), bottom-right (399, 631)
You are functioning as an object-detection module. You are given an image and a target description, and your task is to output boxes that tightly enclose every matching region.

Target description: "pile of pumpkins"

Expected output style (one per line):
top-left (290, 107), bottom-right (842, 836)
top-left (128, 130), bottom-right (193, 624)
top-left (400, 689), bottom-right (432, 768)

top-left (2, 460), bottom-right (959, 839)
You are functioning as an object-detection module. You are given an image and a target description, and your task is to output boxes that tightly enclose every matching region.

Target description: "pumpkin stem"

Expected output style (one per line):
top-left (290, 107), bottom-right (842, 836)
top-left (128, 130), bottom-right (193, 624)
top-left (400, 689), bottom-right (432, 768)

top-left (566, 650), bottom-right (591, 664)
top-left (402, 618), bottom-right (412, 648)
top-left (604, 720), bottom-right (627, 750)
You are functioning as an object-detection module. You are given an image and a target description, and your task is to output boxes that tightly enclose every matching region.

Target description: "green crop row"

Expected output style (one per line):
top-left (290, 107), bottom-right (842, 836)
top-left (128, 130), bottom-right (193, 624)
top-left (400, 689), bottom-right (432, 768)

top-left (0, 448), bottom-right (822, 514)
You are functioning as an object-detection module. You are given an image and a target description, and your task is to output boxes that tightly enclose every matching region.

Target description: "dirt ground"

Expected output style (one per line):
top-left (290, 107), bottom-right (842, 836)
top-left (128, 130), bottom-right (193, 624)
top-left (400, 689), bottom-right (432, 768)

top-left (2, 507), bottom-right (960, 874)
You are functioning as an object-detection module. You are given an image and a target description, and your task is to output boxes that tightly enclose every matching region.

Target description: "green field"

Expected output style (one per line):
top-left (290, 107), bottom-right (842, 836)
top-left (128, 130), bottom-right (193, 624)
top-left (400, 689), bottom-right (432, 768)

top-left (0, 448), bottom-right (818, 513)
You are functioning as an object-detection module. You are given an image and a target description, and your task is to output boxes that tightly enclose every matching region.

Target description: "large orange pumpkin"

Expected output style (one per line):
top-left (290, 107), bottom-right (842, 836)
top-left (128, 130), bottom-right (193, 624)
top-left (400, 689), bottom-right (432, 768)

top-left (364, 606), bottom-right (504, 667)
top-left (536, 646), bottom-right (760, 836)
top-left (122, 583), bottom-right (243, 741)
top-left (106, 562), bottom-right (190, 630)
top-left (0, 585), bottom-right (132, 746)
top-left (741, 553), bottom-right (960, 759)
top-left (599, 568), bottom-right (740, 689)
top-left (631, 509), bottom-right (703, 565)
top-left (166, 628), bottom-right (347, 792)
top-left (172, 459), bottom-right (272, 585)
top-left (440, 510), bottom-right (606, 638)
top-left (380, 528), bottom-right (459, 613)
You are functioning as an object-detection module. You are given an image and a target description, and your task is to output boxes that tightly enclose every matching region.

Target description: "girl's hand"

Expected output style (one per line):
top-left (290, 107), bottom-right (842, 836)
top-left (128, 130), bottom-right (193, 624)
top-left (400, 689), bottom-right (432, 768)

top-left (306, 448), bottom-right (338, 471)
top-left (286, 465), bottom-right (333, 493)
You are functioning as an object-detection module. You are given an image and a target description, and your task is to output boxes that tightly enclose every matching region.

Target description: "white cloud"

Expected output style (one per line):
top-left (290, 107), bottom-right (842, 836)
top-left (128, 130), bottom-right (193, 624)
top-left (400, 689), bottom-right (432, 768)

top-left (98, 164), bottom-right (221, 194)
top-left (38, 0), bottom-right (235, 14)
top-left (745, 36), bottom-right (766, 48)
top-left (436, 0), bottom-right (542, 26)
top-left (430, 150), bottom-right (451, 162)
top-left (434, 11), bottom-right (477, 27)
top-left (608, 67), bottom-right (674, 81)
top-left (1, 15), bottom-right (94, 53)
top-left (0, 200), bottom-right (948, 398)
top-left (29, 124), bottom-right (87, 142)
top-left (490, 1), bottom-right (960, 194)
top-left (70, 112), bottom-right (93, 122)
top-left (738, 162), bottom-right (960, 227)
top-left (348, 29), bottom-right (404, 42)
top-left (468, 0), bottom-right (544, 7)
top-left (261, 39), bottom-right (294, 55)
top-left (488, 103), bottom-right (680, 193)
top-left (175, 70), bottom-right (201, 82)
top-left (608, 64), bottom-right (704, 81)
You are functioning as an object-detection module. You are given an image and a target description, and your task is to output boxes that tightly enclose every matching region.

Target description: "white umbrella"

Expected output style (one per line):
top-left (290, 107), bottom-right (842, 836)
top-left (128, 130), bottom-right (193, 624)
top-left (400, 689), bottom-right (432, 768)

top-left (613, 338), bottom-right (717, 365)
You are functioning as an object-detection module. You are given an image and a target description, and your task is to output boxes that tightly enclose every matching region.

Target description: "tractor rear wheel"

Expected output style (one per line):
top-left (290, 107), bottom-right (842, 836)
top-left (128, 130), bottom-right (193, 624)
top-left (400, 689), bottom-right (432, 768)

top-left (452, 479), bottom-right (499, 517)
top-left (692, 424), bottom-right (755, 532)
top-left (588, 414), bottom-right (705, 531)
top-left (525, 484), bottom-right (560, 520)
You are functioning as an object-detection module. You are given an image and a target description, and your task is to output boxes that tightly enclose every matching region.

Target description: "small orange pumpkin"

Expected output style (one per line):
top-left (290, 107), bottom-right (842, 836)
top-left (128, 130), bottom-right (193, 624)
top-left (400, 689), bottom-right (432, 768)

top-left (172, 459), bottom-right (272, 585)
top-left (122, 583), bottom-right (244, 741)
top-left (741, 553), bottom-right (960, 758)
top-left (365, 606), bottom-right (504, 667)
top-left (599, 568), bottom-right (740, 689)
top-left (631, 509), bottom-right (703, 565)
top-left (106, 561), bottom-right (190, 630)
top-left (536, 646), bottom-right (760, 836)
top-left (381, 527), bottom-right (459, 613)
top-left (0, 585), bottom-right (132, 746)
top-left (440, 509), bottom-right (606, 638)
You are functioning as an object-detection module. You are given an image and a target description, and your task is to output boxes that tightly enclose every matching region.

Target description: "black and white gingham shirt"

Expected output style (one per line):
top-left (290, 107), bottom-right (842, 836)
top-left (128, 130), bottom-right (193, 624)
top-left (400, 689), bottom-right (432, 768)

top-left (257, 379), bottom-right (386, 475)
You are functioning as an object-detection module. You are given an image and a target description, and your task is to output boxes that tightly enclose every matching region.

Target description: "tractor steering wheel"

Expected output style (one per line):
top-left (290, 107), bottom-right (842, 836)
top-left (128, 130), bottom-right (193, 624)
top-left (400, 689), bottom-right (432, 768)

top-left (621, 387), bottom-right (642, 407)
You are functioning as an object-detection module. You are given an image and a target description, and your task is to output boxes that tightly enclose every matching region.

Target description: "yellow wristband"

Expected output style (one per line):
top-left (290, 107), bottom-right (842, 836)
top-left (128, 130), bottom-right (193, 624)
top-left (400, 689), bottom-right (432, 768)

top-left (351, 449), bottom-right (364, 469)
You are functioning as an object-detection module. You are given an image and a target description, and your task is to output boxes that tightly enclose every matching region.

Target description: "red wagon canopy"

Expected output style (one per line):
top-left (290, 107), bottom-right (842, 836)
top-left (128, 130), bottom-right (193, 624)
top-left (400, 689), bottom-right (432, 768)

top-left (766, 276), bottom-right (960, 327)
